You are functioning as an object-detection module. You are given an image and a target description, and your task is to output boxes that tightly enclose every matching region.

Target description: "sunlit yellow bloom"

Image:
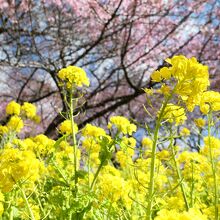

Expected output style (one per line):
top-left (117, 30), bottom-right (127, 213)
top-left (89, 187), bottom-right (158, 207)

top-left (108, 116), bottom-right (136, 135)
top-left (82, 124), bottom-right (106, 137)
top-left (58, 66), bottom-right (90, 88)
top-left (204, 136), bottom-right (220, 149)
top-left (82, 137), bottom-right (101, 153)
top-left (169, 56), bottom-right (209, 111)
top-left (6, 101), bottom-right (21, 115)
top-left (201, 136), bottom-right (220, 157)
top-left (152, 55), bottom-right (209, 112)
top-left (7, 116), bottom-right (24, 132)
top-left (0, 192), bottom-right (4, 202)
top-left (166, 196), bottom-right (185, 211)
top-left (203, 205), bottom-right (220, 220)
top-left (0, 191), bottom-right (4, 216)
top-left (32, 205), bottom-right (40, 220)
top-left (97, 169), bottom-right (132, 208)
top-left (0, 125), bottom-right (8, 135)
top-left (59, 119), bottom-right (78, 135)
top-left (194, 118), bottom-right (206, 128)
top-left (120, 137), bottom-right (136, 152)
top-left (200, 91), bottom-right (220, 114)
top-left (21, 102), bottom-right (37, 119)
top-left (155, 208), bottom-right (207, 220)
top-left (151, 66), bottom-right (171, 82)
top-left (160, 84), bottom-right (171, 95)
top-left (162, 104), bottom-right (186, 125)
top-left (151, 70), bottom-right (162, 82)
top-left (142, 137), bottom-right (153, 149)
top-left (0, 148), bottom-right (43, 192)
top-left (157, 150), bottom-right (170, 160)
top-left (180, 127), bottom-right (190, 136)
top-left (32, 134), bottom-right (55, 156)
top-left (90, 152), bottom-right (100, 166)
top-left (116, 151), bottom-right (132, 168)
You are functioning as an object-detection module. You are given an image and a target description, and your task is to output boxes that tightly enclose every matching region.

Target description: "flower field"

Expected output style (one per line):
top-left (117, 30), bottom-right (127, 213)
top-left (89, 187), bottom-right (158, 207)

top-left (0, 55), bottom-right (220, 219)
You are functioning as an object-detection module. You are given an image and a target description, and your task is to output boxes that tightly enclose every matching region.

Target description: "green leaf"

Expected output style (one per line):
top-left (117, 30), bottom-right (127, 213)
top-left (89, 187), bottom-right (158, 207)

top-left (73, 170), bottom-right (88, 179)
top-left (53, 135), bottom-right (68, 149)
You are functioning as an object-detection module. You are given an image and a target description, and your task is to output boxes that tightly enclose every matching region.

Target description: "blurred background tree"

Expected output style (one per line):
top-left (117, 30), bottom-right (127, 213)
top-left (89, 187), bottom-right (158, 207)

top-left (0, 0), bottom-right (219, 138)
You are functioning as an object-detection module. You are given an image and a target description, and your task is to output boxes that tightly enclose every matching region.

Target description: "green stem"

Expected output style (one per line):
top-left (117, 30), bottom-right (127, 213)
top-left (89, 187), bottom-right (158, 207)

top-left (90, 160), bottom-right (105, 191)
top-left (35, 189), bottom-right (45, 216)
top-left (69, 92), bottom-right (78, 193)
top-left (107, 199), bottom-right (113, 220)
top-left (68, 210), bottom-right (72, 220)
top-left (19, 184), bottom-right (36, 220)
top-left (146, 96), bottom-right (170, 220)
top-left (190, 162), bottom-right (194, 208)
top-left (9, 207), bottom-right (13, 220)
top-left (207, 112), bottom-right (219, 220)
top-left (87, 150), bottom-right (91, 186)
top-left (52, 159), bottom-right (69, 185)
top-left (90, 138), bottom-right (116, 191)
top-left (170, 143), bottom-right (189, 211)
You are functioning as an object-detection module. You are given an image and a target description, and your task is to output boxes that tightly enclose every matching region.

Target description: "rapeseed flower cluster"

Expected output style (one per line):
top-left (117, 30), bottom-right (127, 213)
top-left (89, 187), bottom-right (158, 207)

top-left (0, 101), bottom-right (39, 135)
top-left (0, 60), bottom-right (220, 219)
top-left (200, 91), bottom-right (220, 114)
top-left (58, 65), bottom-right (90, 88)
top-left (82, 123), bottom-right (106, 137)
top-left (151, 55), bottom-right (210, 112)
top-left (142, 137), bottom-right (153, 148)
top-left (180, 127), bottom-right (190, 136)
top-left (6, 101), bottom-right (37, 119)
top-left (21, 102), bottom-right (37, 119)
top-left (31, 134), bottom-right (55, 156)
top-left (7, 115), bottom-right (24, 132)
top-left (59, 119), bottom-right (78, 135)
top-left (6, 101), bottom-right (21, 115)
top-left (0, 148), bottom-right (43, 192)
top-left (108, 116), bottom-right (137, 135)
top-left (155, 208), bottom-right (207, 220)
top-left (194, 117), bottom-right (206, 128)
top-left (162, 103), bottom-right (187, 125)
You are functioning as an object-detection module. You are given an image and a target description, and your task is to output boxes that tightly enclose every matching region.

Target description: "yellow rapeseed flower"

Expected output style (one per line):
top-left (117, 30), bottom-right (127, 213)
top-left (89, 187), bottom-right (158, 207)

top-left (0, 148), bottom-right (43, 192)
top-left (167, 56), bottom-right (209, 112)
top-left (151, 70), bottom-right (162, 82)
top-left (200, 91), bottom-right (220, 114)
top-left (180, 127), bottom-right (190, 136)
top-left (157, 150), bottom-right (170, 160)
top-left (82, 124), bottom-right (106, 137)
top-left (151, 55), bottom-right (210, 112)
top-left (0, 125), bottom-right (8, 135)
top-left (32, 134), bottom-right (55, 156)
top-left (162, 103), bottom-right (187, 125)
top-left (194, 118), bottom-right (206, 128)
top-left (155, 208), bottom-right (207, 220)
top-left (21, 102), bottom-right (37, 119)
top-left (6, 101), bottom-right (21, 115)
top-left (116, 151), bottom-right (132, 168)
top-left (108, 116), bottom-right (137, 135)
top-left (142, 137), bottom-right (153, 149)
top-left (58, 66), bottom-right (90, 88)
top-left (160, 84), bottom-right (171, 95)
top-left (7, 116), bottom-right (24, 132)
top-left (59, 119), bottom-right (78, 135)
